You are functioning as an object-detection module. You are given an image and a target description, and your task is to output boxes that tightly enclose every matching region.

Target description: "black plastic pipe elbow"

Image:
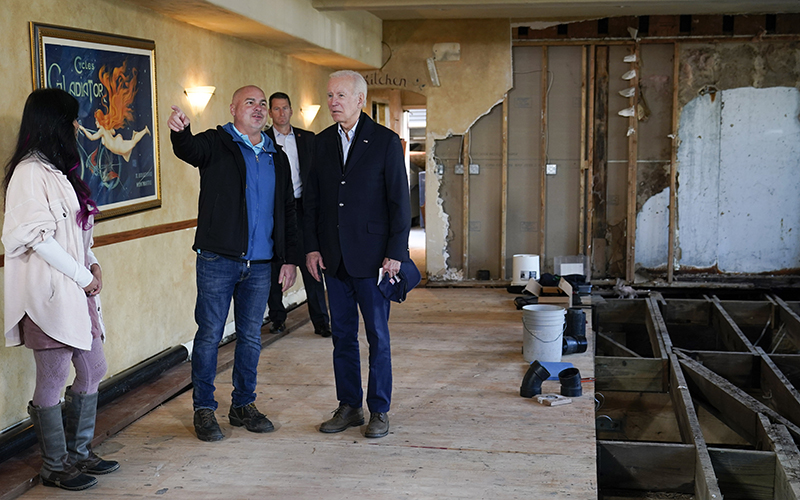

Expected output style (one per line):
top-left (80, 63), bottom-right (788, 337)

top-left (520, 360), bottom-right (551, 398)
top-left (562, 335), bottom-right (588, 355)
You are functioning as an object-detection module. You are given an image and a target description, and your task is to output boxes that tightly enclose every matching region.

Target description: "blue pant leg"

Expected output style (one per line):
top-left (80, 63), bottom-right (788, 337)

top-left (230, 261), bottom-right (271, 408)
top-left (354, 277), bottom-right (392, 413)
top-left (192, 251), bottom-right (238, 411)
top-left (325, 274), bottom-right (363, 408)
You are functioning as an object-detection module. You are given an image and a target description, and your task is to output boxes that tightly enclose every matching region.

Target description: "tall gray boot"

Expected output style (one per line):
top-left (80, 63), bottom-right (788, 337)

top-left (64, 388), bottom-right (120, 474)
top-left (28, 402), bottom-right (97, 491)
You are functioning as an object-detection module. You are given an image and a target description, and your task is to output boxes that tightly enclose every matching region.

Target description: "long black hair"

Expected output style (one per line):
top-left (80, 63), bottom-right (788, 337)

top-left (4, 88), bottom-right (99, 229)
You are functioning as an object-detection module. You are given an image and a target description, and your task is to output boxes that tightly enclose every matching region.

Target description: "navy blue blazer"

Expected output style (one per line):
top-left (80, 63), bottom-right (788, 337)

top-left (304, 112), bottom-right (411, 279)
top-left (265, 125), bottom-right (315, 194)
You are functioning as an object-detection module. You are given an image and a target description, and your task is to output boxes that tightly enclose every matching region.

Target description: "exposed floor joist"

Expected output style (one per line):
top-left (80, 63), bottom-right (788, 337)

top-left (595, 291), bottom-right (800, 499)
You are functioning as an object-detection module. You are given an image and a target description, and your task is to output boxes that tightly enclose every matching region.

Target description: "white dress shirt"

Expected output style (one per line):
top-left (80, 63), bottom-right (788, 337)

top-left (274, 127), bottom-right (302, 198)
top-left (337, 118), bottom-right (359, 165)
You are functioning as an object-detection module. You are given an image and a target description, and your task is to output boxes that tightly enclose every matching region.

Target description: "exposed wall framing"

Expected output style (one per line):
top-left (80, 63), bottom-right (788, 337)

top-left (594, 292), bottom-right (800, 499)
top-left (667, 42), bottom-right (679, 284)
top-left (501, 95), bottom-right (509, 279)
top-left (625, 44), bottom-right (640, 282)
top-left (433, 13), bottom-right (800, 283)
top-left (539, 46), bottom-right (549, 261)
top-left (462, 131), bottom-right (471, 278)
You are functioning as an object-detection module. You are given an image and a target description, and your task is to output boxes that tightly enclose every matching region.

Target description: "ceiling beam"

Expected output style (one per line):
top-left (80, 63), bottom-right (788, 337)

top-left (123, 0), bottom-right (382, 69)
top-left (312, 0), bottom-right (800, 21)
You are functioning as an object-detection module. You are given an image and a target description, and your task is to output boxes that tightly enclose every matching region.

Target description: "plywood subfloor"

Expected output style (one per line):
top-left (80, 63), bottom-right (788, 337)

top-left (15, 288), bottom-right (597, 499)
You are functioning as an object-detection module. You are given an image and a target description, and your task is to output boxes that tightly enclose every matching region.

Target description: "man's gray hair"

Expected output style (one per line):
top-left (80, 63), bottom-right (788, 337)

top-left (330, 70), bottom-right (368, 102)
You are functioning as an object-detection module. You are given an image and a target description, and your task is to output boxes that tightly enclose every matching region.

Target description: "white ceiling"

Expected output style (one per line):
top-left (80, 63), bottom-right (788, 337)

top-left (311, 0), bottom-right (800, 21)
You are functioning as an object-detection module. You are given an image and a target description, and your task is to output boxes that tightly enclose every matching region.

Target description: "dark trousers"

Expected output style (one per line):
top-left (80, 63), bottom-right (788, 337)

top-left (325, 272), bottom-right (392, 413)
top-left (267, 198), bottom-right (330, 330)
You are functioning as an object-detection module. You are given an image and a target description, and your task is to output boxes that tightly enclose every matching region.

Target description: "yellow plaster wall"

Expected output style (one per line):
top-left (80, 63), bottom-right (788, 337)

top-left (0, 0), bottom-right (333, 430)
top-left (371, 20), bottom-right (512, 277)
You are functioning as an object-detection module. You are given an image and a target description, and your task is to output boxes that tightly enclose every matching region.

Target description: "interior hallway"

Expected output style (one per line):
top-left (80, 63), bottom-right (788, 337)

top-left (14, 283), bottom-right (596, 499)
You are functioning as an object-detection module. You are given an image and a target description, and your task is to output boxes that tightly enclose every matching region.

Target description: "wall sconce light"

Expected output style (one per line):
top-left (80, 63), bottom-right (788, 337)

top-left (300, 104), bottom-right (320, 126)
top-left (184, 86), bottom-right (215, 112)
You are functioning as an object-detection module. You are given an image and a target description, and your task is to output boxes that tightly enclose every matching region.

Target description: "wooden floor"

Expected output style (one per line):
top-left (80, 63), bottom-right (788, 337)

top-left (15, 287), bottom-right (597, 499)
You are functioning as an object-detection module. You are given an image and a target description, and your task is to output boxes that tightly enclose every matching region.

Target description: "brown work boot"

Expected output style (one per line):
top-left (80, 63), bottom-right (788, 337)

top-left (319, 404), bottom-right (364, 433)
top-left (193, 409), bottom-right (224, 442)
top-left (229, 403), bottom-right (275, 433)
top-left (365, 412), bottom-right (390, 438)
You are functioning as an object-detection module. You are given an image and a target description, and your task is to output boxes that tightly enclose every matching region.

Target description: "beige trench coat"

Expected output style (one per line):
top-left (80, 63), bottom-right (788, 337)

top-left (3, 155), bottom-right (104, 350)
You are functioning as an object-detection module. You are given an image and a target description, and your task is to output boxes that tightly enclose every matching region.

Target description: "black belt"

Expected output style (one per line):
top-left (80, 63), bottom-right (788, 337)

top-left (199, 250), bottom-right (271, 265)
top-left (221, 255), bottom-right (272, 265)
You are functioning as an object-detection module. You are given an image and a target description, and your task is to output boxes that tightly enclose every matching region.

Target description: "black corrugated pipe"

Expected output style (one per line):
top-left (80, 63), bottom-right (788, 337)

top-left (0, 344), bottom-right (189, 465)
top-left (520, 360), bottom-right (551, 398)
top-left (97, 345), bottom-right (189, 407)
top-left (559, 367), bottom-right (583, 397)
top-left (565, 308), bottom-right (586, 337)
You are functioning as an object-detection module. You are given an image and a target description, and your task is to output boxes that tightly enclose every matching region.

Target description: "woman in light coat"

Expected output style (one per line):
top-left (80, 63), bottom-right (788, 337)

top-left (3, 88), bottom-right (119, 491)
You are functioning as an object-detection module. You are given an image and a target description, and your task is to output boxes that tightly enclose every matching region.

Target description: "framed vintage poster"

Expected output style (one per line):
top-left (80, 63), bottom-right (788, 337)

top-left (31, 23), bottom-right (160, 220)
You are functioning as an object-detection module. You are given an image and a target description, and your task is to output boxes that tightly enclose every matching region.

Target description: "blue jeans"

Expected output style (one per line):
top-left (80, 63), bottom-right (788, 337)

top-left (325, 273), bottom-right (392, 413)
top-left (192, 250), bottom-right (271, 411)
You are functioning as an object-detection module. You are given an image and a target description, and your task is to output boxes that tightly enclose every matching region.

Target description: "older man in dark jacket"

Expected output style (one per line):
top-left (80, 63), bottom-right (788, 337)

top-left (305, 71), bottom-right (410, 439)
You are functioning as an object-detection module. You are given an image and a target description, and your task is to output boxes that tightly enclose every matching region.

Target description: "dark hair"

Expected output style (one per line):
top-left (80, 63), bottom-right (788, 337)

top-left (268, 92), bottom-right (291, 108)
top-left (4, 88), bottom-right (99, 229)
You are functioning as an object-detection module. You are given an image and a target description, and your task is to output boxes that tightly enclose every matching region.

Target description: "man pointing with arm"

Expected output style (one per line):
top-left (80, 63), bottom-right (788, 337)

top-left (168, 85), bottom-right (298, 442)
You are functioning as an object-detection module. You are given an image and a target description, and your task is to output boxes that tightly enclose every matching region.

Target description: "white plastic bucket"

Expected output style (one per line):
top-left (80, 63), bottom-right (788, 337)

top-left (512, 254), bottom-right (540, 286)
top-left (522, 304), bottom-right (566, 363)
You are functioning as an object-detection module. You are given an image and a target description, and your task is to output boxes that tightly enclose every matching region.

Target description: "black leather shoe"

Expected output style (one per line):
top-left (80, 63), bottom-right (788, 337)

top-left (194, 409), bottom-right (224, 442)
top-left (41, 466), bottom-right (97, 491)
top-left (365, 412), bottom-right (389, 438)
top-left (270, 322), bottom-right (286, 334)
top-left (315, 325), bottom-right (332, 338)
top-left (77, 451), bottom-right (120, 475)
top-left (319, 404), bottom-right (364, 433)
top-left (229, 403), bottom-right (275, 433)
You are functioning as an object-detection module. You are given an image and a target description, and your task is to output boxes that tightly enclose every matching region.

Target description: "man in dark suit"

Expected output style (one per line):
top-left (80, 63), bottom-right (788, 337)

top-left (305, 70), bottom-right (411, 439)
top-left (265, 92), bottom-right (331, 338)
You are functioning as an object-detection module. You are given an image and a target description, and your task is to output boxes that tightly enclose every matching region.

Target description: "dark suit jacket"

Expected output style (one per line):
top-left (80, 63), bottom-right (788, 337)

top-left (304, 112), bottom-right (411, 278)
top-left (265, 125), bottom-right (315, 195)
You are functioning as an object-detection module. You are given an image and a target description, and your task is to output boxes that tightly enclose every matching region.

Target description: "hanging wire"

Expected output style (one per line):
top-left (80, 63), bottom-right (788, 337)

top-left (770, 323), bottom-right (787, 354)
top-left (753, 316), bottom-right (772, 347)
top-left (544, 70), bottom-right (554, 164)
top-left (379, 41), bottom-right (392, 71)
top-left (508, 64), bottom-right (554, 164)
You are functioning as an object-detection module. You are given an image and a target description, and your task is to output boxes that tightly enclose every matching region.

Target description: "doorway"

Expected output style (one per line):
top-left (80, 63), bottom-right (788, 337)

top-left (367, 88), bottom-right (427, 277)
